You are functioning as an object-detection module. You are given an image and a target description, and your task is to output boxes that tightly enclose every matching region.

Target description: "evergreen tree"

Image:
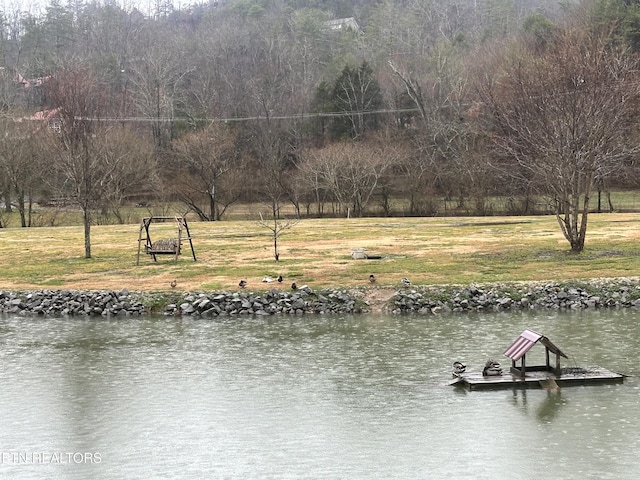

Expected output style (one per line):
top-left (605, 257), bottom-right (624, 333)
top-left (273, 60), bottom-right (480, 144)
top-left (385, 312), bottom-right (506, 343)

top-left (328, 61), bottom-right (383, 139)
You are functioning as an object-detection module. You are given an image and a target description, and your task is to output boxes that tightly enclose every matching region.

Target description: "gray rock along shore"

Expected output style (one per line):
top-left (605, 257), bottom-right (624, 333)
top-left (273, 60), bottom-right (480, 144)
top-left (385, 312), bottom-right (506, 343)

top-left (1, 278), bottom-right (639, 318)
top-left (391, 278), bottom-right (640, 314)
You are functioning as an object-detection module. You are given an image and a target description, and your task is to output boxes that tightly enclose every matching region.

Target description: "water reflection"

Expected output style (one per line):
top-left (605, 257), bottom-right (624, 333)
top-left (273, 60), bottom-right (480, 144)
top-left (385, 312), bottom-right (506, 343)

top-left (0, 309), bottom-right (639, 479)
top-left (510, 389), bottom-right (567, 423)
top-left (535, 391), bottom-right (566, 423)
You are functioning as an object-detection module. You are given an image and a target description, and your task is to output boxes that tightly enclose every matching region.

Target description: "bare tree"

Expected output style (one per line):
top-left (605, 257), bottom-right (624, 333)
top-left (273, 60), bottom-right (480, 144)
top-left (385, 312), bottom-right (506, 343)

top-left (289, 157), bottom-right (331, 217)
top-left (246, 121), bottom-right (296, 218)
top-left (46, 66), bottom-right (156, 256)
top-left (0, 117), bottom-right (47, 226)
top-left (94, 126), bottom-right (157, 224)
top-left (301, 138), bottom-right (399, 217)
top-left (476, 26), bottom-right (640, 252)
top-left (257, 211), bottom-right (299, 262)
top-left (44, 66), bottom-right (108, 258)
top-left (129, 34), bottom-right (188, 149)
top-left (172, 124), bottom-right (243, 221)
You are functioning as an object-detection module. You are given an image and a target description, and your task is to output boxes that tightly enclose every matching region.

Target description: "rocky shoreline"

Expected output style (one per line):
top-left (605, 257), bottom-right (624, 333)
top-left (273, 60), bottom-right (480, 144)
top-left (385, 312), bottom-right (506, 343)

top-left (1, 278), bottom-right (640, 317)
top-left (0, 287), bottom-right (359, 317)
top-left (389, 278), bottom-right (640, 314)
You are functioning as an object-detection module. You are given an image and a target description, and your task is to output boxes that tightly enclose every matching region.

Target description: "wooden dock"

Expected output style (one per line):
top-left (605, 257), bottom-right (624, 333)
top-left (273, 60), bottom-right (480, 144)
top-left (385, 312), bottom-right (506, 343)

top-left (451, 366), bottom-right (624, 391)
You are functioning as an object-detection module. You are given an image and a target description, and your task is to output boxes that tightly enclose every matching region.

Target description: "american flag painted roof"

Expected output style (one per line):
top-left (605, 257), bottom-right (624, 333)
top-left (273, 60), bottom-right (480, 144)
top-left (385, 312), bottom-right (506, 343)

top-left (503, 329), bottom-right (567, 361)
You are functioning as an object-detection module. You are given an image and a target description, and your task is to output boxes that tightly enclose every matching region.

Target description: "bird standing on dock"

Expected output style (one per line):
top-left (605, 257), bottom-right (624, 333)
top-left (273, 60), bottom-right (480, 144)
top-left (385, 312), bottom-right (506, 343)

top-left (401, 277), bottom-right (411, 287)
top-left (483, 359), bottom-right (503, 376)
top-left (369, 274), bottom-right (376, 283)
top-left (239, 279), bottom-right (247, 288)
top-left (453, 361), bottom-right (466, 375)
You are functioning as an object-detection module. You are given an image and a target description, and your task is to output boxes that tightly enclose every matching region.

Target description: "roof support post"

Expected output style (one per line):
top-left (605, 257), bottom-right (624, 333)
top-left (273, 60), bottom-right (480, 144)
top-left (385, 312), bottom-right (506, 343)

top-left (510, 359), bottom-right (518, 376)
top-left (545, 347), bottom-right (550, 371)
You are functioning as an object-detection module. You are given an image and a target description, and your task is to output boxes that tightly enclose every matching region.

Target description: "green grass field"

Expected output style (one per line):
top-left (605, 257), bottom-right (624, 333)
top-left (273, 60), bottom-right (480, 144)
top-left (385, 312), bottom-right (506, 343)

top-left (0, 211), bottom-right (638, 292)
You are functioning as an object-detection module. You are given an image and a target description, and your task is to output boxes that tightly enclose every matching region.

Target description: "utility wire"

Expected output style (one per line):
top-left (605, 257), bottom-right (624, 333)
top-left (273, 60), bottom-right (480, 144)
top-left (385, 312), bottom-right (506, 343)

top-left (14, 107), bottom-right (423, 124)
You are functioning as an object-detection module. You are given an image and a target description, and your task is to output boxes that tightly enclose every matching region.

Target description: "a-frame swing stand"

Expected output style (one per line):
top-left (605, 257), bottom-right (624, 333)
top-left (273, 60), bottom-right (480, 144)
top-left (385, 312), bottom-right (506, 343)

top-left (136, 216), bottom-right (197, 264)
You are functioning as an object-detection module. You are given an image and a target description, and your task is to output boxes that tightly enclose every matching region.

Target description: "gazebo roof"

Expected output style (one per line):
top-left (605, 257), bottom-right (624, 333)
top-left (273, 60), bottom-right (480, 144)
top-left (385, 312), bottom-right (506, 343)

top-left (503, 329), bottom-right (568, 361)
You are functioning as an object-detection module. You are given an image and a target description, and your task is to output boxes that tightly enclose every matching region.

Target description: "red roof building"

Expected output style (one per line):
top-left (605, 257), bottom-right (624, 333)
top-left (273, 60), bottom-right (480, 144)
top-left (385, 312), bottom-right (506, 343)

top-left (504, 329), bottom-right (568, 378)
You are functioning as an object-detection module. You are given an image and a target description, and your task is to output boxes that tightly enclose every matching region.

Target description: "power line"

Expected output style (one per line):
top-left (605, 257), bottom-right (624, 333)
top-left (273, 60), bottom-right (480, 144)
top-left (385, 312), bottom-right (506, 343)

top-left (15, 107), bottom-right (422, 124)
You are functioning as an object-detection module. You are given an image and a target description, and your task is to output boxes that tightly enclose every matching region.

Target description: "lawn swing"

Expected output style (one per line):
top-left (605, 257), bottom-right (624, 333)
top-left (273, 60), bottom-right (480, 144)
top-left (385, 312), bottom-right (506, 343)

top-left (136, 216), bottom-right (197, 264)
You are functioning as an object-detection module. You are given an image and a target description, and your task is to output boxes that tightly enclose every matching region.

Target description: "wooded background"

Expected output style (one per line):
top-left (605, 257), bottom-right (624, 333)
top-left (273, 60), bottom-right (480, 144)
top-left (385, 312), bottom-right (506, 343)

top-left (1, 0), bottom-right (640, 254)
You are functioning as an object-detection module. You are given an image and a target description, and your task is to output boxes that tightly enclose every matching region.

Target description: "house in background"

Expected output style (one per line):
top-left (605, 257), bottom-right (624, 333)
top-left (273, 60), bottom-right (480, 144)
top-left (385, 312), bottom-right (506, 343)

top-left (324, 17), bottom-right (363, 35)
top-left (27, 108), bottom-right (62, 133)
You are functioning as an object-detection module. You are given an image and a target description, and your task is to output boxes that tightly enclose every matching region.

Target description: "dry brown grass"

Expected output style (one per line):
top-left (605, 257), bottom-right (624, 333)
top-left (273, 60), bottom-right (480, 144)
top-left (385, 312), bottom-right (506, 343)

top-left (0, 213), bottom-right (639, 292)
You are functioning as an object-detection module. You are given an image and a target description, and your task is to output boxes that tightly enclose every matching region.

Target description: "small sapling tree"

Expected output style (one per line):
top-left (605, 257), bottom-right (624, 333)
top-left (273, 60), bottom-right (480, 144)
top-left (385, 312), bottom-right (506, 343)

top-left (257, 211), bottom-right (299, 261)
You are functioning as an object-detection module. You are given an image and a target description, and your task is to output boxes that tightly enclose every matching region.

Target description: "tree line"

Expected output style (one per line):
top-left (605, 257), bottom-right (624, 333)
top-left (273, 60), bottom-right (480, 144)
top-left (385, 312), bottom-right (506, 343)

top-left (1, 0), bottom-right (640, 255)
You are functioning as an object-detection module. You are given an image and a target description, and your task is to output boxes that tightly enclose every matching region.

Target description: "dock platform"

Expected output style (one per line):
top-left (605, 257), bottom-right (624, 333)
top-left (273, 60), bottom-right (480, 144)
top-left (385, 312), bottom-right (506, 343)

top-left (451, 366), bottom-right (624, 391)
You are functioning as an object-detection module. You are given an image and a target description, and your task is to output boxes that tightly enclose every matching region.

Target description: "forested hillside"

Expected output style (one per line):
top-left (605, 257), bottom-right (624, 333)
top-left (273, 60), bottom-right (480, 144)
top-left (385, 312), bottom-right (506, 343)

top-left (0, 0), bottom-right (639, 249)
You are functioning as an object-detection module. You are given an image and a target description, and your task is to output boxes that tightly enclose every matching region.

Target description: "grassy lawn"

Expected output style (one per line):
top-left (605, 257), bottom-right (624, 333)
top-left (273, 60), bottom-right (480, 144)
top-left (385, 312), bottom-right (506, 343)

top-left (0, 213), bottom-right (638, 292)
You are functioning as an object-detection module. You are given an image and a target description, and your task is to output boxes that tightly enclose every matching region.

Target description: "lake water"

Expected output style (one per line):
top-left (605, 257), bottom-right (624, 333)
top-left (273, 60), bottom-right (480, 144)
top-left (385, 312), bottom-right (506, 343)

top-left (1, 309), bottom-right (639, 479)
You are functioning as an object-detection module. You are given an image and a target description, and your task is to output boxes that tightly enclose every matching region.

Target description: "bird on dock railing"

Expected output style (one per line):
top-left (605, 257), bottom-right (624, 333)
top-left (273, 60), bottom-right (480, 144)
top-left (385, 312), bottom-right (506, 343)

top-left (453, 361), bottom-right (466, 375)
top-left (483, 359), bottom-right (503, 376)
top-left (238, 279), bottom-right (247, 288)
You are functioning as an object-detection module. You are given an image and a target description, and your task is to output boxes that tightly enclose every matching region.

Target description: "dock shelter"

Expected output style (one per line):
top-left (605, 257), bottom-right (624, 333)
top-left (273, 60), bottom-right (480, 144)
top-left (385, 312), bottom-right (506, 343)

top-left (450, 329), bottom-right (624, 390)
top-left (504, 329), bottom-right (568, 378)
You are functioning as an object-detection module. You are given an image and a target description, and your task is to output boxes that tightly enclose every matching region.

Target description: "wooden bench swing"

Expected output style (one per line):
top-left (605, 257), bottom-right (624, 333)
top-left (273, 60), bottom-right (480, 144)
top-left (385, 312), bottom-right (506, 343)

top-left (136, 216), bottom-right (197, 264)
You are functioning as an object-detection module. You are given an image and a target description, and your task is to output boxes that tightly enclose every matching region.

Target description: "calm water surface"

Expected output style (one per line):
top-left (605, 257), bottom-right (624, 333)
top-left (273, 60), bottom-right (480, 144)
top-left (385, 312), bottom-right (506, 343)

top-left (1, 309), bottom-right (639, 479)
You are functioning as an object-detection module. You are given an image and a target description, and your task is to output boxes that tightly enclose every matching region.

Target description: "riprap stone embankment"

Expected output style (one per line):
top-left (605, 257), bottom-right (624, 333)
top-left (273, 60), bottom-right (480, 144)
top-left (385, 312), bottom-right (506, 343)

top-left (1, 278), bottom-right (640, 317)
